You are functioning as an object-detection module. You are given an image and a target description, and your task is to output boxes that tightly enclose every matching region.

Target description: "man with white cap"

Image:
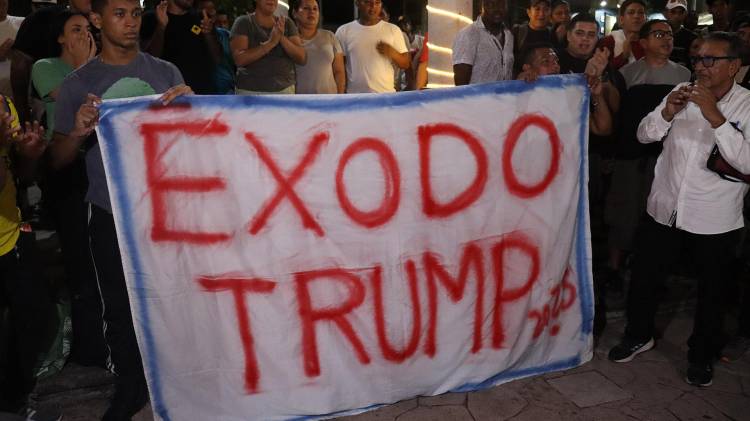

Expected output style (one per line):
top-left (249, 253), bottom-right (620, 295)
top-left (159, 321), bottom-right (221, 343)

top-left (664, 0), bottom-right (696, 67)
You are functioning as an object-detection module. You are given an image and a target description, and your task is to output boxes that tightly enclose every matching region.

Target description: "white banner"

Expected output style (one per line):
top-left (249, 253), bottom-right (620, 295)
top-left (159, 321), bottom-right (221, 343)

top-left (96, 75), bottom-right (594, 421)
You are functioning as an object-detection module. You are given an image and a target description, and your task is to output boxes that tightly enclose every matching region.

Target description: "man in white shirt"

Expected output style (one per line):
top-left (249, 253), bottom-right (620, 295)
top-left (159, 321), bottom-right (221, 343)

top-left (608, 32), bottom-right (750, 388)
top-left (335, 0), bottom-right (409, 93)
top-left (452, 0), bottom-right (514, 85)
top-left (0, 0), bottom-right (23, 98)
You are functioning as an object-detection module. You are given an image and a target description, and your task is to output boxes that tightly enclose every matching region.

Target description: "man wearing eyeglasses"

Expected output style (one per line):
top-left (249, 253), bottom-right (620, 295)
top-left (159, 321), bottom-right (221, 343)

top-left (608, 32), bottom-right (749, 389)
top-left (603, 19), bottom-right (690, 309)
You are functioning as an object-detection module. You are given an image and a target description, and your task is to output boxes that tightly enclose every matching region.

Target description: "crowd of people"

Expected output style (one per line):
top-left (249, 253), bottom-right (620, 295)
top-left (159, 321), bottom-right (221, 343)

top-left (0, 0), bottom-right (749, 419)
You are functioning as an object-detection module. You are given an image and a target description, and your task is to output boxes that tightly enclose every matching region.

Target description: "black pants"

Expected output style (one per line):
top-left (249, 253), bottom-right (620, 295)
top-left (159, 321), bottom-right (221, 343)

top-left (88, 205), bottom-right (145, 389)
top-left (625, 215), bottom-right (741, 365)
top-left (738, 283), bottom-right (750, 338)
top-left (63, 191), bottom-right (107, 365)
top-left (0, 232), bottom-right (56, 411)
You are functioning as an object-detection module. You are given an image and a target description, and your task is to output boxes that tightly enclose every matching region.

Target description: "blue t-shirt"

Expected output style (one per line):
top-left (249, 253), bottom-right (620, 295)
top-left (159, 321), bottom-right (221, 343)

top-left (214, 27), bottom-right (235, 94)
top-left (55, 52), bottom-right (184, 212)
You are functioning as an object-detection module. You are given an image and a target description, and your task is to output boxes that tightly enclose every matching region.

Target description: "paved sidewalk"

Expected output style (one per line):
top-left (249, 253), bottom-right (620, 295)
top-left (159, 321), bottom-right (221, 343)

top-left (32, 309), bottom-right (750, 420)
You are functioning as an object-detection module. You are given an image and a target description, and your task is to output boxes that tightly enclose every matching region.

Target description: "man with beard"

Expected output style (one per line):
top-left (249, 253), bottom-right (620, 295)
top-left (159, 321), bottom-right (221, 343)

top-left (609, 32), bottom-right (749, 388)
top-left (452, 0), bottom-right (514, 85)
top-left (141, 0), bottom-right (220, 94)
top-left (335, 0), bottom-right (408, 93)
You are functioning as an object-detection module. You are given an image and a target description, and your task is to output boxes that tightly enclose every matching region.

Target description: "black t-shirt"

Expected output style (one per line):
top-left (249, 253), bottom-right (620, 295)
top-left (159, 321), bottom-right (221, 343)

top-left (670, 27), bottom-right (696, 68)
top-left (557, 48), bottom-right (587, 74)
top-left (512, 24), bottom-right (552, 73)
top-left (12, 6), bottom-right (65, 61)
top-left (141, 10), bottom-right (215, 94)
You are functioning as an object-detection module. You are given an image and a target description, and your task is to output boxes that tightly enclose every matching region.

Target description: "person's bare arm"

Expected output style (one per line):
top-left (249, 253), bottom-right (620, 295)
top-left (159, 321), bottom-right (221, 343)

top-left (377, 41), bottom-right (409, 70)
top-left (589, 78), bottom-right (613, 136)
top-left (50, 94), bottom-right (101, 170)
top-left (281, 34), bottom-right (306, 65)
top-left (0, 38), bottom-right (13, 61)
top-left (416, 60), bottom-right (427, 89)
top-left (10, 50), bottom-right (33, 123)
top-left (142, 0), bottom-right (168, 57)
top-left (231, 34), bottom-right (276, 67)
top-left (332, 53), bottom-right (345, 93)
top-left (453, 63), bottom-right (472, 86)
top-left (13, 121), bottom-right (46, 182)
top-left (200, 9), bottom-right (222, 65)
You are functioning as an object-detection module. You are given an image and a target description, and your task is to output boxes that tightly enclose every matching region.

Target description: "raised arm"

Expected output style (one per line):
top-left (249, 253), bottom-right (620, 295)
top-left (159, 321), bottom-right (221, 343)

top-left (637, 84), bottom-right (689, 144)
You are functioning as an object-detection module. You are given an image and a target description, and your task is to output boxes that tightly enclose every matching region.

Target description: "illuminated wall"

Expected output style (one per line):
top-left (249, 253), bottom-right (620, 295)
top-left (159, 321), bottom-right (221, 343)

top-left (426, 0), bottom-right (474, 88)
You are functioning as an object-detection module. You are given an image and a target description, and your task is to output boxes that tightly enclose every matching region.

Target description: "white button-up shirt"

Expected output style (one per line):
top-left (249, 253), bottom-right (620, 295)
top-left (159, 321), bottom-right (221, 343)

top-left (637, 82), bottom-right (750, 234)
top-left (452, 18), bottom-right (514, 84)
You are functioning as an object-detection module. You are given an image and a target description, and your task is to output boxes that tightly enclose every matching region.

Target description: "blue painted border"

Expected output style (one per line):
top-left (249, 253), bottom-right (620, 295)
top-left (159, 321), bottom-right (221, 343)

top-left (98, 75), bottom-right (593, 421)
top-left (99, 74), bottom-right (585, 114)
top-left (97, 118), bottom-right (171, 421)
top-left (575, 83), bottom-right (595, 336)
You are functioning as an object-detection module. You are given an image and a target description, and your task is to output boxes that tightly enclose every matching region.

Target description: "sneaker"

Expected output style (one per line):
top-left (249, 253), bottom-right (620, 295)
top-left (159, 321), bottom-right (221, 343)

top-left (608, 337), bottom-right (655, 363)
top-left (721, 336), bottom-right (750, 362)
top-left (685, 363), bottom-right (713, 387)
top-left (101, 381), bottom-right (148, 421)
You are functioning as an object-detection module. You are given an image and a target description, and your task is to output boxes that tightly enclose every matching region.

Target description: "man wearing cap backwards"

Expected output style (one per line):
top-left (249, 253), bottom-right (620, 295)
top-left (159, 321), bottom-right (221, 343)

top-left (452, 0), bottom-right (514, 85)
top-left (664, 0), bottom-right (696, 67)
top-left (50, 0), bottom-right (193, 418)
top-left (512, 0), bottom-right (551, 75)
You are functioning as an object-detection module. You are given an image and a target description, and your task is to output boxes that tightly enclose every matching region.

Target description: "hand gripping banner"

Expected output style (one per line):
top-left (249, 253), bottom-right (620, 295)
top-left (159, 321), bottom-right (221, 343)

top-left (96, 75), bottom-right (594, 421)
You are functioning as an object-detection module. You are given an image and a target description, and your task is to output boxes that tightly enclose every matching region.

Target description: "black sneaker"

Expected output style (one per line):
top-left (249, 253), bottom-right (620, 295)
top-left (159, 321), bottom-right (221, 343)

top-left (101, 381), bottom-right (148, 421)
top-left (685, 363), bottom-right (713, 387)
top-left (608, 337), bottom-right (655, 362)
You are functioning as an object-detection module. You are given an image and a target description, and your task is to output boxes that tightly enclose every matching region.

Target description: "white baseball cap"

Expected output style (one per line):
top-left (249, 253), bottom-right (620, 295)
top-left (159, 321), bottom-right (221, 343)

top-left (665, 0), bottom-right (688, 10)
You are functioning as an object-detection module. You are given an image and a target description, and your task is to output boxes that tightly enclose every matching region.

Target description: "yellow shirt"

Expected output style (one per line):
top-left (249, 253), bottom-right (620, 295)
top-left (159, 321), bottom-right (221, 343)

top-left (0, 96), bottom-right (21, 256)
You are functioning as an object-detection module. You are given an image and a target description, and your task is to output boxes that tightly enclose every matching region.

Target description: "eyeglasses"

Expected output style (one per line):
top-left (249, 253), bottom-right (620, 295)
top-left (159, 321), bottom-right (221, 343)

top-left (690, 55), bottom-right (738, 68)
top-left (648, 30), bottom-right (673, 39)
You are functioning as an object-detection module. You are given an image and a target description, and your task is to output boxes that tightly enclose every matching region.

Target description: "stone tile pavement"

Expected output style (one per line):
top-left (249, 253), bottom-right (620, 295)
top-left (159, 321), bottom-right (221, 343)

top-left (30, 310), bottom-right (750, 420)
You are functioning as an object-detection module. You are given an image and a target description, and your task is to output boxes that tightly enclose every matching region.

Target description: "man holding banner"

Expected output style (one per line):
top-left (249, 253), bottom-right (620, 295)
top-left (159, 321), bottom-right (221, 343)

top-left (48, 0), bottom-right (192, 418)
